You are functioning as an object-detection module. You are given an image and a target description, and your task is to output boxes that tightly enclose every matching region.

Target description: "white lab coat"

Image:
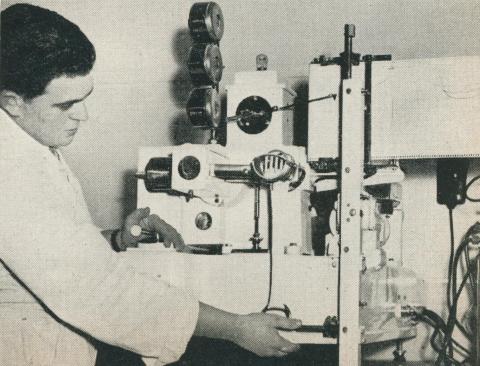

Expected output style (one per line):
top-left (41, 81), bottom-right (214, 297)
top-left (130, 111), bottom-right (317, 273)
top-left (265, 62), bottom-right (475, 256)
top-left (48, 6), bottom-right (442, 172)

top-left (0, 108), bottom-right (199, 365)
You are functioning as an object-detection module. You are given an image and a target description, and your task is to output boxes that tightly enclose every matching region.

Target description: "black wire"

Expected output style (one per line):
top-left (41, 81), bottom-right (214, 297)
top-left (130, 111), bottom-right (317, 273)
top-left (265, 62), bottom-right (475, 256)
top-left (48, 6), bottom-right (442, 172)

top-left (466, 175), bottom-right (480, 202)
top-left (455, 247), bottom-right (475, 340)
top-left (442, 222), bottom-right (480, 363)
top-left (262, 185), bottom-right (274, 313)
top-left (447, 209), bottom-right (455, 310)
top-left (313, 175), bottom-right (338, 184)
top-left (464, 247), bottom-right (475, 303)
top-left (444, 268), bottom-right (474, 358)
top-left (440, 211), bottom-right (479, 363)
top-left (420, 310), bottom-right (470, 356)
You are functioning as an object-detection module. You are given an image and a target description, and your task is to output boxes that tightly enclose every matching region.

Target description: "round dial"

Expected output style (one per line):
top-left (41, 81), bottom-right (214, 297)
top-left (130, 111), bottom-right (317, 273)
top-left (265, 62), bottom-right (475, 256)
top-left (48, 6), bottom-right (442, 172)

top-left (235, 96), bottom-right (272, 134)
top-left (178, 156), bottom-right (201, 180)
top-left (186, 87), bottom-right (221, 128)
top-left (195, 212), bottom-right (213, 231)
top-left (188, 2), bottom-right (224, 43)
top-left (188, 43), bottom-right (223, 85)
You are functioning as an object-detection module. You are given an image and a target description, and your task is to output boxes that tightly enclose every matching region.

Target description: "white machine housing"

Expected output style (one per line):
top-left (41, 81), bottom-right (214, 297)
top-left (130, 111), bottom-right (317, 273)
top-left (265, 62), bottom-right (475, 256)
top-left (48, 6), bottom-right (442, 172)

top-left (226, 70), bottom-right (296, 149)
top-left (134, 68), bottom-right (423, 349)
top-left (308, 56), bottom-right (480, 162)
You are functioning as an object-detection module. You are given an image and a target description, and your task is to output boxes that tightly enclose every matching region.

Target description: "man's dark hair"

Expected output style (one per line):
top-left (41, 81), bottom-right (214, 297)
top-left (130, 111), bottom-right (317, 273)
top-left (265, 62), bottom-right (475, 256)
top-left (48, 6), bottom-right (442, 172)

top-left (1, 3), bottom-right (96, 100)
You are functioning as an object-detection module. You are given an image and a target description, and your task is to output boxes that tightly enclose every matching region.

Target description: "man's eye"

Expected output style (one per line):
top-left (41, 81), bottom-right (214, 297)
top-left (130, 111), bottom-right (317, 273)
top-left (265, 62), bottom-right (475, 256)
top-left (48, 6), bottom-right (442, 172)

top-left (58, 103), bottom-right (74, 111)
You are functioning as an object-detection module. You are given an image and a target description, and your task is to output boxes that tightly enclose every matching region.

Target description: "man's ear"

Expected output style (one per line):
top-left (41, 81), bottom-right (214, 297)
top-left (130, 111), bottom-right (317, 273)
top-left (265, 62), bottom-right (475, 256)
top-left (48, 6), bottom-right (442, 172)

top-left (0, 90), bottom-right (25, 118)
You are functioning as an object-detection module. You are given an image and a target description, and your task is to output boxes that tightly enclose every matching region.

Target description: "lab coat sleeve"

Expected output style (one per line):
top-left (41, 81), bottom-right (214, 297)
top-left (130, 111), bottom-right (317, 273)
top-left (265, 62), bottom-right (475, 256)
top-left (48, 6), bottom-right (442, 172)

top-left (0, 153), bottom-right (199, 364)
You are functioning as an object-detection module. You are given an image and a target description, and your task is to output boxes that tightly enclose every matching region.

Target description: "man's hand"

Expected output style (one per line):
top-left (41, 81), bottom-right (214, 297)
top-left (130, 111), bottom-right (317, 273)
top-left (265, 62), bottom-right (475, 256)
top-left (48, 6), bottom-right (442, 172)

top-left (194, 303), bottom-right (301, 358)
top-left (143, 213), bottom-right (191, 253)
top-left (230, 313), bottom-right (301, 357)
top-left (120, 207), bottom-right (190, 252)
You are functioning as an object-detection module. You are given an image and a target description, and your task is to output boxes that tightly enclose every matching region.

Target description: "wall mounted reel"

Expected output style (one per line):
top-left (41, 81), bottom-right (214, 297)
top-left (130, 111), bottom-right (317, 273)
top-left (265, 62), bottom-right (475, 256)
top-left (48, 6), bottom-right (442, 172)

top-left (186, 2), bottom-right (225, 143)
top-left (186, 87), bottom-right (221, 129)
top-left (187, 43), bottom-right (223, 86)
top-left (188, 2), bottom-right (224, 43)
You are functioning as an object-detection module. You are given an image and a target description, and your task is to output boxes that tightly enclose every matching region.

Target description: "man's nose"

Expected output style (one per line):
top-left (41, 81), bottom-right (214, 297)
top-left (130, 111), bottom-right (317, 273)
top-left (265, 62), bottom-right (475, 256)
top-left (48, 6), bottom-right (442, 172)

top-left (69, 102), bottom-right (88, 121)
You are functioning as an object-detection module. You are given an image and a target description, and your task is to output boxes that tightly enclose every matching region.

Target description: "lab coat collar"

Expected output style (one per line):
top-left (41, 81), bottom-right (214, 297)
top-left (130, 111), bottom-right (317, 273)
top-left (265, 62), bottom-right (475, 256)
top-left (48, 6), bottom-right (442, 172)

top-left (0, 107), bottom-right (53, 157)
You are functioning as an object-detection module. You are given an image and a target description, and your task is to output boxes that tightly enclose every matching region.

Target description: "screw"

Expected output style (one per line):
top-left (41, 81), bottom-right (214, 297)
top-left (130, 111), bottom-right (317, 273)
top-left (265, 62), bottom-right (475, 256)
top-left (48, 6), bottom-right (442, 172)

top-left (344, 246), bottom-right (349, 253)
top-left (343, 327), bottom-right (348, 333)
top-left (345, 167), bottom-right (350, 173)
top-left (346, 88), bottom-right (352, 94)
top-left (349, 209), bottom-right (356, 216)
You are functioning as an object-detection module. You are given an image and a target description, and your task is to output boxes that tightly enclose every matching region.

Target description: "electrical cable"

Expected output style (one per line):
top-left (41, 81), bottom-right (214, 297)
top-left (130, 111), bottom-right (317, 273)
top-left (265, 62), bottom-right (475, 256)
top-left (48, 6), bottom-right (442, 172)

top-left (454, 246), bottom-right (475, 341)
top-left (419, 309), bottom-right (470, 357)
top-left (438, 219), bottom-right (480, 365)
top-left (443, 267), bottom-right (474, 357)
top-left (423, 318), bottom-right (469, 359)
top-left (313, 175), bottom-right (338, 184)
top-left (465, 175), bottom-right (480, 202)
top-left (262, 185), bottom-right (274, 313)
top-left (447, 208), bottom-right (455, 311)
top-left (442, 208), bottom-right (455, 363)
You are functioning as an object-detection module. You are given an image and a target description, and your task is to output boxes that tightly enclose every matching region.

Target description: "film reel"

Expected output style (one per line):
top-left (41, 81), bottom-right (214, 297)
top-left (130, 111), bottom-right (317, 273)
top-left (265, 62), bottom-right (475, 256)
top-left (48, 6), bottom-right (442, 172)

top-left (186, 86), bottom-right (221, 128)
top-left (188, 2), bottom-right (224, 43)
top-left (188, 43), bottom-right (223, 85)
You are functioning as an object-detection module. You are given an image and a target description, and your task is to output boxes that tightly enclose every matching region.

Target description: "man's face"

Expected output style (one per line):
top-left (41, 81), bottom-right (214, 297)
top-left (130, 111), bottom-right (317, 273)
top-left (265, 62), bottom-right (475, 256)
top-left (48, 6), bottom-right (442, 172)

top-left (19, 74), bottom-right (94, 147)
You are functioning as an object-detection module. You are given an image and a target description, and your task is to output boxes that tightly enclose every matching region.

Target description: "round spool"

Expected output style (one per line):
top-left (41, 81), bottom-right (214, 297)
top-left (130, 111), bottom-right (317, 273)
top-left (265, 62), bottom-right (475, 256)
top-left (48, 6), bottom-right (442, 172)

top-left (142, 157), bottom-right (172, 192)
top-left (188, 2), bottom-right (224, 43)
top-left (195, 212), bottom-right (213, 230)
top-left (178, 155), bottom-right (201, 180)
top-left (186, 87), bottom-right (221, 128)
top-left (235, 95), bottom-right (272, 134)
top-left (188, 43), bottom-right (223, 85)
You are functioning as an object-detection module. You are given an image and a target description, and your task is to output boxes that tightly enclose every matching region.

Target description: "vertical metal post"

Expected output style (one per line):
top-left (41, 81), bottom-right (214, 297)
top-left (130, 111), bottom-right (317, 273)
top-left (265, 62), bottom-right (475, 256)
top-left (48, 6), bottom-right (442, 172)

top-left (338, 77), bottom-right (364, 366)
top-left (341, 24), bottom-right (356, 80)
top-left (476, 254), bottom-right (480, 365)
top-left (250, 185), bottom-right (262, 250)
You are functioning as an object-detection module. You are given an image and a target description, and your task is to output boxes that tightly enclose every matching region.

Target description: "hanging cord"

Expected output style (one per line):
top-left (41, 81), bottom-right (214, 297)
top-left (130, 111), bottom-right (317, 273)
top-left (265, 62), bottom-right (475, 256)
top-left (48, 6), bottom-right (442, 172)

top-left (437, 221), bottom-right (480, 365)
top-left (260, 185), bottom-right (291, 317)
top-left (416, 310), bottom-right (470, 366)
top-left (417, 309), bottom-right (470, 357)
top-left (465, 175), bottom-right (480, 202)
top-left (447, 209), bottom-right (455, 315)
top-left (262, 184), bottom-right (274, 313)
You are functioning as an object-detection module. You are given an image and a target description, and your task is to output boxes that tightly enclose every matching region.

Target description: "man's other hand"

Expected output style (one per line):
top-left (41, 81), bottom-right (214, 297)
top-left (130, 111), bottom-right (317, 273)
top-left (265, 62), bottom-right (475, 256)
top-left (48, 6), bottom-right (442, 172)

top-left (121, 208), bottom-right (190, 252)
top-left (230, 313), bottom-right (301, 357)
top-left (144, 213), bottom-right (191, 253)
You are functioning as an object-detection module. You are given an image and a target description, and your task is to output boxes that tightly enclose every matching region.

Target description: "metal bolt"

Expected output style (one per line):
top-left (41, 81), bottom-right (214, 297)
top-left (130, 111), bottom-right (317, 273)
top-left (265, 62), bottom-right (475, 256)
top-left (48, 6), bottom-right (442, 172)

top-left (345, 167), bottom-right (350, 173)
top-left (345, 24), bottom-right (355, 37)
top-left (343, 326), bottom-right (348, 333)
top-left (344, 246), bottom-right (349, 253)
top-left (346, 218), bottom-right (350, 222)
top-left (349, 209), bottom-right (357, 216)
top-left (346, 88), bottom-right (352, 94)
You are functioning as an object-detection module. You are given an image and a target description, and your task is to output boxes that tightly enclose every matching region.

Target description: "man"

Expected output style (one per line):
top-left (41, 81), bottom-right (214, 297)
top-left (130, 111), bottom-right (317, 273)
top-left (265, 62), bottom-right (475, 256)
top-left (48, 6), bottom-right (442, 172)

top-left (0, 3), bottom-right (301, 365)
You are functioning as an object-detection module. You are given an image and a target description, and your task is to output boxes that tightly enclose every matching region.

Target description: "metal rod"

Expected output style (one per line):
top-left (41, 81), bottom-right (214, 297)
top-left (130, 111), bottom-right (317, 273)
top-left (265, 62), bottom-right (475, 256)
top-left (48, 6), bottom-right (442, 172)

top-left (476, 253), bottom-right (480, 365)
top-left (250, 185), bottom-right (263, 250)
top-left (342, 24), bottom-right (355, 80)
top-left (364, 56), bottom-right (372, 165)
top-left (213, 164), bottom-right (251, 180)
top-left (226, 94), bottom-right (337, 123)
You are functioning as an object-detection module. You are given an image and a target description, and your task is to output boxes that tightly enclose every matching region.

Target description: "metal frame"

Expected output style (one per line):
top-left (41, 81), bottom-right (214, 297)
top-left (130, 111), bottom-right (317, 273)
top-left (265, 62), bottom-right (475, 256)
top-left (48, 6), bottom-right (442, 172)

top-left (338, 77), bottom-right (364, 366)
